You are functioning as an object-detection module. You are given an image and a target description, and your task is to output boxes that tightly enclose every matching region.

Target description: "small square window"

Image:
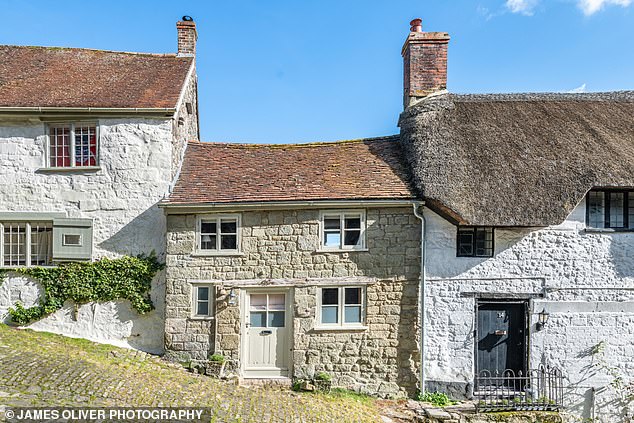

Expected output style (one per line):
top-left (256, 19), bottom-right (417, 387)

top-left (457, 227), bottom-right (494, 258)
top-left (62, 234), bottom-right (82, 246)
top-left (318, 286), bottom-right (365, 327)
top-left (48, 123), bottom-right (98, 168)
top-left (587, 189), bottom-right (633, 230)
top-left (197, 215), bottom-right (240, 253)
top-left (320, 211), bottom-right (366, 251)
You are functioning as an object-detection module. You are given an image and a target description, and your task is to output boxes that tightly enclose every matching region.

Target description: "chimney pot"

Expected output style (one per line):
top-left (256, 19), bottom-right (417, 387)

top-left (410, 18), bottom-right (423, 32)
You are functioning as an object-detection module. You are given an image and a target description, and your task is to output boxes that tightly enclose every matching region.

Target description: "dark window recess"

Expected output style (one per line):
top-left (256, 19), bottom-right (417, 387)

top-left (587, 189), bottom-right (634, 230)
top-left (457, 227), bottom-right (494, 257)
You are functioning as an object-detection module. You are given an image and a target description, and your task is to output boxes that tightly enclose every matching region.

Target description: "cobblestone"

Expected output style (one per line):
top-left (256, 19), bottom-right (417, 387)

top-left (0, 325), bottom-right (387, 422)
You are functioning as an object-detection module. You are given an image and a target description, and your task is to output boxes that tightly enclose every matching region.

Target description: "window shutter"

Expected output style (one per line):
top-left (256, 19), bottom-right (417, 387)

top-left (52, 218), bottom-right (93, 261)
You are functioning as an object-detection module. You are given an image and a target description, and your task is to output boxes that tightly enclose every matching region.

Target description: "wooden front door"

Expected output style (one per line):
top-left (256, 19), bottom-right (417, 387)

top-left (242, 291), bottom-right (290, 378)
top-left (476, 301), bottom-right (527, 381)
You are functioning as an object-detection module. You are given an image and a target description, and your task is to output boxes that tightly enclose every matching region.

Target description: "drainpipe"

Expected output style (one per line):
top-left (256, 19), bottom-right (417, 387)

top-left (412, 202), bottom-right (427, 395)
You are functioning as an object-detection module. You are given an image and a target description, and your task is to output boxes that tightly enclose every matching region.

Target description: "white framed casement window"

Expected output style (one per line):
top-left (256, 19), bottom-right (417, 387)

top-left (195, 214), bottom-right (241, 255)
top-left (191, 283), bottom-right (214, 319)
top-left (316, 286), bottom-right (366, 329)
top-left (319, 210), bottom-right (366, 251)
top-left (47, 123), bottom-right (99, 168)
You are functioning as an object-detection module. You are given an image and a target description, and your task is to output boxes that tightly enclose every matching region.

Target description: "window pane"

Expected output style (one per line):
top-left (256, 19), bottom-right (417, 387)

top-left (324, 217), bottom-right (341, 230)
top-left (74, 125), bottom-right (97, 167)
top-left (324, 232), bottom-right (341, 247)
top-left (197, 287), bottom-right (209, 301)
top-left (250, 311), bottom-right (266, 327)
top-left (344, 306), bottom-right (361, 323)
top-left (268, 294), bottom-right (285, 311)
top-left (268, 311), bottom-right (285, 327)
top-left (3, 223), bottom-right (27, 266)
top-left (220, 234), bottom-right (237, 249)
top-left (475, 228), bottom-right (493, 257)
top-left (609, 192), bottom-right (625, 228)
top-left (30, 223), bottom-right (52, 266)
top-left (457, 228), bottom-right (474, 256)
top-left (250, 294), bottom-right (267, 310)
top-left (344, 288), bottom-right (361, 305)
top-left (220, 220), bottom-right (237, 234)
top-left (588, 191), bottom-right (605, 229)
top-left (49, 126), bottom-right (71, 167)
top-left (201, 221), bottom-right (217, 234)
top-left (321, 306), bottom-right (338, 324)
top-left (629, 194), bottom-right (634, 229)
top-left (322, 288), bottom-right (339, 305)
top-left (197, 301), bottom-right (209, 316)
top-left (344, 217), bottom-right (361, 229)
top-left (201, 234), bottom-right (216, 250)
top-left (344, 230), bottom-right (360, 246)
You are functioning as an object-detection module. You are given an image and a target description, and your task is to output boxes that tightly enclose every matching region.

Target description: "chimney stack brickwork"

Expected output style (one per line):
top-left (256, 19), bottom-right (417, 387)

top-left (402, 20), bottom-right (450, 108)
top-left (177, 20), bottom-right (197, 57)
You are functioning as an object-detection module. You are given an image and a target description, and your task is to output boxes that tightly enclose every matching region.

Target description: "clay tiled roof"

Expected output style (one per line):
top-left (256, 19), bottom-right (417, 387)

top-left (165, 136), bottom-right (416, 205)
top-left (0, 45), bottom-right (193, 109)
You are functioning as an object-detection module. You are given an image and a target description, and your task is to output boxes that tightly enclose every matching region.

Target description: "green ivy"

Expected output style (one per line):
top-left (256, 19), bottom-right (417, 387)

top-left (5, 254), bottom-right (164, 325)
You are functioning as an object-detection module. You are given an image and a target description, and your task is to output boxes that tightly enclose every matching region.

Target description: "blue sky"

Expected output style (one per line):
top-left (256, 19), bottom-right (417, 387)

top-left (1, 0), bottom-right (632, 143)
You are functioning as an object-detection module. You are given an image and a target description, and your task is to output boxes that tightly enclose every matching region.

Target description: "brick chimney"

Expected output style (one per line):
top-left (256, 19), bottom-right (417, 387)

top-left (177, 16), bottom-right (197, 57)
top-left (402, 18), bottom-right (450, 108)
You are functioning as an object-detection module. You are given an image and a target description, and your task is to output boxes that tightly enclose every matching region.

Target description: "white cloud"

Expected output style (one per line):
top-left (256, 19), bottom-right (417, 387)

top-left (505, 0), bottom-right (539, 15)
top-left (578, 0), bottom-right (632, 15)
top-left (567, 83), bottom-right (587, 93)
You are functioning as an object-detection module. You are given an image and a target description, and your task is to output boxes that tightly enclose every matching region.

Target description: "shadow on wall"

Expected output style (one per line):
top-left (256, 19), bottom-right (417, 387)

top-left (396, 280), bottom-right (420, 396)
top-left (610, 233), bottom-right (634, 279)
top-left (98, 203), bottom-right (166, 258)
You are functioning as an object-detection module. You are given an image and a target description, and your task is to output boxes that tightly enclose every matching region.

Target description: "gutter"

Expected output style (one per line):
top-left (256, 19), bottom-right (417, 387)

top-left (0, 106), bottom-right (176, 116)
top-left (159, 199), bottom-right (418, 213)
top-left (412, 201), bottom-right (427, 396)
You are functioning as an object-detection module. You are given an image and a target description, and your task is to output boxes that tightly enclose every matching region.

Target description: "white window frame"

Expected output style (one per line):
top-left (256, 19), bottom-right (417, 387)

top-left (319, 210), bottom-right (367, 251)
top-left (191, 283), bottom-right (214, 319)
top-left (0, 221), bottom-right (53, 268)
top-left (315, 286), bottom-right (367, 330)
top-left (46, 122), bottom-right (100, 169)
top-left (195, 214), bottom-right (241, 255)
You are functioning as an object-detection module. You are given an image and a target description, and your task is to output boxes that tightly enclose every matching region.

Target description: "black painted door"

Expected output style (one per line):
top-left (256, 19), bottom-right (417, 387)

top-left (476, 301), bottom-right (527, 381)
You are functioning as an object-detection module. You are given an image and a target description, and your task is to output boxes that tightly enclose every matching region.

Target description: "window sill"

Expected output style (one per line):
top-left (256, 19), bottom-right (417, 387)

top-left (312, 325), bottom-right (368, 332)
top-left (316, 248), bottom-right (369, 253)
top-left (191, 251), bottom-right (244, 257)
top-left (189, 316), bottom-right (215, 321)
top-left (37, 166), bottom-right (102, 173)
top-left (585, 228), bottom-right (634, 233)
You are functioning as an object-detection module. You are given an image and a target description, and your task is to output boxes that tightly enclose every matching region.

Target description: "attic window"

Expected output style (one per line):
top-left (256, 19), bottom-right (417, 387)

top-left (457, 227), bottom-right (494, 257)
top-left (185, 102), bottom-right (193, 114)
top-left (587, 190), bottom-right (634, 230)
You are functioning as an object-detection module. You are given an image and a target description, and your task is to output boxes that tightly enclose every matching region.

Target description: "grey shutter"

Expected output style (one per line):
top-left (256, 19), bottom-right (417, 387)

top-left (52, 218), bottom-right (93, 261)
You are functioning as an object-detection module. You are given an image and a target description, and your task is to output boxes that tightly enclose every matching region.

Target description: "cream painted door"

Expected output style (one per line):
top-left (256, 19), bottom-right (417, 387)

top-left (243, 291), bottom-right (290, 378)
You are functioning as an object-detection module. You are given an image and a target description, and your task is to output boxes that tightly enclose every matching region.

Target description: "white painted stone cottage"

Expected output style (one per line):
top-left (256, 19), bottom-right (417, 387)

top-left (0, 18), bottom-right (200, 353)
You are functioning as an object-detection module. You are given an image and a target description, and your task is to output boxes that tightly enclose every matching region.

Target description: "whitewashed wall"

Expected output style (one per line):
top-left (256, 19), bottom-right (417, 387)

top-left (0, 117), bottom-right (177, 353)
top-left (423, 198), bottom-right (634, 422)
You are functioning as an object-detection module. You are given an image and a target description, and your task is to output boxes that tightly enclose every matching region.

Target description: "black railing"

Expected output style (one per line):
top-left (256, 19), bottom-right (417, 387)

top-left (475, 365), bottom-right (564, 412)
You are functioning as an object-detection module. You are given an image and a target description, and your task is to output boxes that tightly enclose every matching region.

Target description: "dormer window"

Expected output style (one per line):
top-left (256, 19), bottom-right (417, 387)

top-left (587, 190), bottom-right (634, 230)
top-left (48, 123), bottom-right (98, 168)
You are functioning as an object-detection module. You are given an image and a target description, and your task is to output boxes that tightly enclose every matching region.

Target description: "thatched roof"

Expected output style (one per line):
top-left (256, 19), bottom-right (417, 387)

top-left (399, 91), bottom-right (634, 226)
top-left (165, 136), bottom-right (416, 205)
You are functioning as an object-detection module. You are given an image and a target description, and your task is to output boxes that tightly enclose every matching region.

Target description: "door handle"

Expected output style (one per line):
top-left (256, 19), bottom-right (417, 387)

top-left (260, 330), bottom-right (272, 335)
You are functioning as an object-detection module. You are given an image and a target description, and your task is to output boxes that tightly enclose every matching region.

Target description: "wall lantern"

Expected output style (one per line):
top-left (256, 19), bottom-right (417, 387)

top-left (228, 288), bottom-right (237, 306)
top-left (537, 309), bottom-right (550, 331)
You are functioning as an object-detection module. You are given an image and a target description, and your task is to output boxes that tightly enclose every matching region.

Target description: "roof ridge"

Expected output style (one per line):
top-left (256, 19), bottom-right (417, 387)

top-left (188, 135), bottom-right (400, 149)
top-left (449, 91), bottom-right (634, 102)
top-left (0, 44), bottom-right (181, 58)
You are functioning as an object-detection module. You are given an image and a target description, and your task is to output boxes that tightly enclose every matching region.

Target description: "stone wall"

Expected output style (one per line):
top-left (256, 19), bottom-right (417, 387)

top-left (0, 116), bottom-right (184, 353)
top-left (423, 198), bottom-right (634, 422)
top-left (164, 207), bottom-right (421, 396)
top-left (172, 67), bottom-right (199, 178)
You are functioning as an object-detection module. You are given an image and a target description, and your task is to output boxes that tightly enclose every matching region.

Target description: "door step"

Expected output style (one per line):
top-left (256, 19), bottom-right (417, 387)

top-left (239, 377), bottom-right (293, 388)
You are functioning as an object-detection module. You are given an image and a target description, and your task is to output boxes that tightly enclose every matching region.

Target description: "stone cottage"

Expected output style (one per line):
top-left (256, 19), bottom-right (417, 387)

top-left (161, 139), bottom-right (423, 396)
top-left (0, 18), bottom-right (200, 353)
